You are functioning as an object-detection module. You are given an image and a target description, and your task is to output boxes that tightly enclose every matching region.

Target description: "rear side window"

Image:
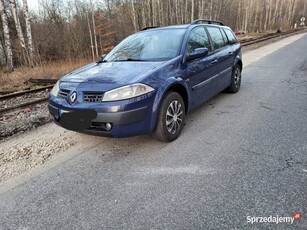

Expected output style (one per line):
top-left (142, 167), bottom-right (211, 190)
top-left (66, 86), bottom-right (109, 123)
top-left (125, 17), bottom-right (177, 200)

top-left (220, 29), bottom-right (228, 45)
top-left (224, 29), bottom-right (238, 45)
top-left (187, 27), bottom-right (211, 53)
top-left (207, 27), bottom-right (226, 50)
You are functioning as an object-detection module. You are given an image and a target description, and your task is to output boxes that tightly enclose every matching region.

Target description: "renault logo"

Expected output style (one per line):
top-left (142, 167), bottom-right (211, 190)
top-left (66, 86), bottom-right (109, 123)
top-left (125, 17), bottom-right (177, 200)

top-left (70, 92), bottom-right (77, 103)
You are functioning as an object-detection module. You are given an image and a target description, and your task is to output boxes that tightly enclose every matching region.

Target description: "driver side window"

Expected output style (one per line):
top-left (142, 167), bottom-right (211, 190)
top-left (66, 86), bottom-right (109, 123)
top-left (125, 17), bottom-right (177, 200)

top-left (187, 27), bottom-right (211, 53)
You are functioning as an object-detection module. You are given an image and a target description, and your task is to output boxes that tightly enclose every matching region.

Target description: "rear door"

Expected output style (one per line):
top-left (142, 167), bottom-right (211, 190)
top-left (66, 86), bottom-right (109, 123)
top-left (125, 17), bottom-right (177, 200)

top-left (206, 26), bottom-right (234, 91)
top-left (184, 26), bottom-right (218, 108)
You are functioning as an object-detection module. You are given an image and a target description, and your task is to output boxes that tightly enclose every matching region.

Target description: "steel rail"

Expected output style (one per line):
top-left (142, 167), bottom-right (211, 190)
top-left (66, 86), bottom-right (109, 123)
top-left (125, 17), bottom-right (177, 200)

top-left (0, 85), bottom-right (53, 101)
top-left (0, 97), bottom-right (48, 114)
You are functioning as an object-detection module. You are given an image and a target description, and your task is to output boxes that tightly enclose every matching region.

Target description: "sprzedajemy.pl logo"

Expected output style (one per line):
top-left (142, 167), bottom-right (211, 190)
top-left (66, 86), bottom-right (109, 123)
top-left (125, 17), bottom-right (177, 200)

top-left (247, 212), bottom-right (301, 224)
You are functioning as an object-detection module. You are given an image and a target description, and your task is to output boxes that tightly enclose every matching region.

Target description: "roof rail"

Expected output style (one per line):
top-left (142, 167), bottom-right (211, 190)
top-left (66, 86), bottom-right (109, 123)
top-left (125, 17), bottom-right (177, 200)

top-left (191, 19), bottom-right (224, 26)
top-left (141, 26), bottom-right (158, 31)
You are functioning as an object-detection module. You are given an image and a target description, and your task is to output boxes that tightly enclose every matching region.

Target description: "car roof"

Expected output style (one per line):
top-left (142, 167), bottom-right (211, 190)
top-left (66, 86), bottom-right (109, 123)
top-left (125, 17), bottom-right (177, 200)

top-left (140, 23), bottom-right (232, 33)
top-left (141, 25), bottom-right (189, 31)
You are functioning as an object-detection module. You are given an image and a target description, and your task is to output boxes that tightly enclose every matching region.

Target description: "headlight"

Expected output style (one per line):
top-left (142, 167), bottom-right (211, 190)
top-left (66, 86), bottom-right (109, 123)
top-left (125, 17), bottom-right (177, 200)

top-left (102, 83), bottom-right (154, 101)
top-left (50, 81), bottom-right (60, 97)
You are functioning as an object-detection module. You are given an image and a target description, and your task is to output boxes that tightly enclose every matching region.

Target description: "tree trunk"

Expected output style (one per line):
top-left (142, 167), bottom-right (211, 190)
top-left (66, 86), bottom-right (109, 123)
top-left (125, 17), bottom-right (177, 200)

top-left (10, 0), bottom-right (29, 66)
top-left (244, 6), bottom-right (248, 33)
top-left (131, 0), bottom-right (137, 30)
top-left (252, 0), bottom-right (259, 32)
top-left (264, 0), bottom-right (269, 31)
top-left (0, 41), bottom-right (6, 66)
top-left (22, 0), bottom-right (34, 68)
top-left (236, 0), bottom-right (241, 30)
top-left (209, 0), bottom-right (213, 20)
top-left (199, 0), bottom-right (204, 18)
top-left (92, 12), bottom-right (99, 56)
top-left (191, 0), bottom-right (194, 22)
top-left (268, 0), bottom-right (272, 30)
top-left (184, 0), bottom-right (188, 23)
top-left (0, 0), bottom-right (14, 72)
top-left (273, 0), bottom-right (279, 29)
top-left (87, 12), bottom-right (95, 61)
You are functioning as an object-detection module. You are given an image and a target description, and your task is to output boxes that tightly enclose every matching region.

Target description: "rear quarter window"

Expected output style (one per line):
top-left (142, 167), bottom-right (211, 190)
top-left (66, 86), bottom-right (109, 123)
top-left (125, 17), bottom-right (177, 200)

top-left (207, 27), bottom-right (226, 50)
top-left (224, 29), bottom-right (238, 45)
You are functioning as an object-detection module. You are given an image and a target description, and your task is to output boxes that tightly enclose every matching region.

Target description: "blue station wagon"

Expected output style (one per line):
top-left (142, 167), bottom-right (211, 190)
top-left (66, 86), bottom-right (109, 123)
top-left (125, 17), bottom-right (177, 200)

top-left (49, 19), bottom-right (242, 142)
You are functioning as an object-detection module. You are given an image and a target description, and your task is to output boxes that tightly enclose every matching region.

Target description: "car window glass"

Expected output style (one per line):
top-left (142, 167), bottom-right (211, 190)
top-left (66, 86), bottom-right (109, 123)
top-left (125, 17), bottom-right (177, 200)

top-left (187, 27), bottom-right (211, 53)
top-left (220, 29), bottom-right (228, 45)
top-left (207, 27), bottom-right (226, 50)
top-left (224, 29), bottom-right (238, 45)
top-left (105, 29), bottom-right (185, 62)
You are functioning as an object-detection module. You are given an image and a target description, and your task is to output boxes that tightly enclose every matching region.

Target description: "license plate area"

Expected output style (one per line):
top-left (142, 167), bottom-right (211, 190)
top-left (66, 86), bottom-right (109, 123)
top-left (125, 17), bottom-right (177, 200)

top-left (59, 109), bottom-right (97, 131)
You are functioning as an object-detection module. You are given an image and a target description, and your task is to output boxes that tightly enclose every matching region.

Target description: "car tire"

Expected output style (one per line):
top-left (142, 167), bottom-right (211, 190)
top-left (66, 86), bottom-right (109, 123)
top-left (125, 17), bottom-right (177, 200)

top-left (153, 92), bottom-right (185, 142)
top-left (226, 64), bottom-right (241, 93)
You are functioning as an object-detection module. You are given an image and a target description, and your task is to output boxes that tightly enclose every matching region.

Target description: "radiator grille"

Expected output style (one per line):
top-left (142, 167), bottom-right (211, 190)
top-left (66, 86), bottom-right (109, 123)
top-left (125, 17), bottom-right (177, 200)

top-left (58, 89), bottom-right (70, 98)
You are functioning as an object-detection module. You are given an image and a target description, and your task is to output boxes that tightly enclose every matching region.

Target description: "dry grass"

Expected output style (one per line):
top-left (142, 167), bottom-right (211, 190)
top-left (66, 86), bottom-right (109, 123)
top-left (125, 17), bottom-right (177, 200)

top-left (0, 58), bottom-right (93, 91)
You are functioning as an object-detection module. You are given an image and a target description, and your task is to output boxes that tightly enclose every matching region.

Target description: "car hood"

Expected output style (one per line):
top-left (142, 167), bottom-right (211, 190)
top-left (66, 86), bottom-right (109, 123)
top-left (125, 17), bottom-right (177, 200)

top-left (61, 61), bottom-right (163, 85)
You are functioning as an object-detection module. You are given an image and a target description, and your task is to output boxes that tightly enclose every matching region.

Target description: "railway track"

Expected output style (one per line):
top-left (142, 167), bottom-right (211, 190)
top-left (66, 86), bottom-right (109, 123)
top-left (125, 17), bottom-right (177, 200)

top-left (240, 28), bottom-right (305, 47)
top-left (0, 85), bottom-right (52, 114)
top-left (27, 78), bottom-right (57, 85)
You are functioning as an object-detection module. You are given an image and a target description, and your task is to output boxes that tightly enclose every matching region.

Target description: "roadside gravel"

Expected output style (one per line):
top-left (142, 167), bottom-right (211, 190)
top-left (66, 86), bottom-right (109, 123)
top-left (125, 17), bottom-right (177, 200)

top-left (0, 124), bottom-right (77, 183)
top-left (0, 103), bottom-right (51, 140)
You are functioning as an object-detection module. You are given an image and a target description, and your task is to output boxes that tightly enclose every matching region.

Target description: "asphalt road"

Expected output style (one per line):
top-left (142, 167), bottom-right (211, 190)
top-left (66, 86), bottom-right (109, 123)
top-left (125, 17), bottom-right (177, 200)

top-left (1, 35), bottom-right (307, 229)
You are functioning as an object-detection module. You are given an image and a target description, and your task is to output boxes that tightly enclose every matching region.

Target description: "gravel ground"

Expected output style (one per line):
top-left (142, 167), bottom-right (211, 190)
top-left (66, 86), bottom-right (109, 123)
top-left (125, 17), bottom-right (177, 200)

top-left (0, 89), bottom-right (51, 140)
top-left (0, 124), bottom-right (78, 183)
top-left (0, 103), bottom-right (51, 140)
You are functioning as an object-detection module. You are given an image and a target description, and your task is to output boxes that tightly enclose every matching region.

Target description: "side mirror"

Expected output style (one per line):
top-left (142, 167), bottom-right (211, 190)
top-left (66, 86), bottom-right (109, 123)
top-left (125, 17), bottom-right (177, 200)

top-left (101, 54), bottom-right (107, 60)
top-left (185, 48), bottom-right (209, 62)
top-left (97, 54), bottom-right (107, 63)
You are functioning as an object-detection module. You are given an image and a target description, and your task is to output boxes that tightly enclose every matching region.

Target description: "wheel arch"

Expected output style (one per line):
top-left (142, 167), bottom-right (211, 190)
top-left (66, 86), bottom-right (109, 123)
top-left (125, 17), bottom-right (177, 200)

top-left (166, 83), bottom-right (189, 113)
top-left (150, 80), bottom-right (190, 132)
top-left (235, 56), bottom-right (243, 70)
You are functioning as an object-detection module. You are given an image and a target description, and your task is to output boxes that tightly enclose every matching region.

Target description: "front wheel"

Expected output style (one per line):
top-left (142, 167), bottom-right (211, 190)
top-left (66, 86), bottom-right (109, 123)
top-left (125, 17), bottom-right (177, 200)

top-left (153, 92), bottom-right (185, 142)
top-left (226, 64), bottom-right (241, 93)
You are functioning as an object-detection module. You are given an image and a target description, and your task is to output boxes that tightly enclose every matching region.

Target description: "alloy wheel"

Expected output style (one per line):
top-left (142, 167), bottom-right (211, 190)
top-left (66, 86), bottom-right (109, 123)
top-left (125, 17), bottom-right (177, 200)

top-left (166, 100), bottom-right (184, 135)
top-left (234, 67), bottom-right (241, 87)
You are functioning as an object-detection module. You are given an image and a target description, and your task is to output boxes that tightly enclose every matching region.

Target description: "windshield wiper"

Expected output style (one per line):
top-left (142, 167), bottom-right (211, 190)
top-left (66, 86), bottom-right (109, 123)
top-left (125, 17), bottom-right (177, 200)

top-left (114, 58), bottom-right (146, 62)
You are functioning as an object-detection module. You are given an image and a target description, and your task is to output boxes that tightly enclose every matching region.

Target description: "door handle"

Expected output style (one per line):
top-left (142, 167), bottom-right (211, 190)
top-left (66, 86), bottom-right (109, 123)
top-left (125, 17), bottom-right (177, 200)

top-left (211, 60), bottom-right (218, 65)
top-left (228, 52), bottom-right (233, 56)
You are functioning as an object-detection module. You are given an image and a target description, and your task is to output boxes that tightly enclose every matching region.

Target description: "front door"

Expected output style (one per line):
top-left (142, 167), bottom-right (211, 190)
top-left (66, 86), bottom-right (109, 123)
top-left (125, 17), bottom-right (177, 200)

top-left (184, 26), bottom-right (218, 109)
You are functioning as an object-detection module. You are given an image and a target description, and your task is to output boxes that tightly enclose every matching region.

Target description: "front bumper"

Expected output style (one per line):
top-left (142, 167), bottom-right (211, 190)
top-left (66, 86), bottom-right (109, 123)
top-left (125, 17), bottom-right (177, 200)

top-left (49, 103), bottom-right (150, 137)
top-left (48, 91), bottom-right (156, 137)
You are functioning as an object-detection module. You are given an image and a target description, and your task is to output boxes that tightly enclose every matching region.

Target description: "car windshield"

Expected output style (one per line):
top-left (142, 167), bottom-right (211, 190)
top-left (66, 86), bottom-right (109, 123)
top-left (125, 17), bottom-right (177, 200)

top-left (105, 29), bottom-right (185, 62)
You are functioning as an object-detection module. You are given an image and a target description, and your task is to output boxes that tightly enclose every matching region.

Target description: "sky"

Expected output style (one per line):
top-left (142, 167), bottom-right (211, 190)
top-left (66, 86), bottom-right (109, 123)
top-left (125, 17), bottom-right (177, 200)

top-left (26, 0), bottom-right (39, 12)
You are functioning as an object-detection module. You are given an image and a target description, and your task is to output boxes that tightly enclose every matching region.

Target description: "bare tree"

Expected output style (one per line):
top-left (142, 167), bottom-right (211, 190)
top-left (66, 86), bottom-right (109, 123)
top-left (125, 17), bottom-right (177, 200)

top-left (0, 0), bottom-right (14, 72)
top-left (191, 0), bottom-right (194, 21)
top-left (92, 12), bottom-right (99, 57)
top-left (22, 0), bottom-right (34, 67)
top-left (0, 40), bottom-right (6, 66)
top-left (1, 0), bottom-right (306, 69)
top-left (87, 11), bottom-right (95, 61)
top-left (10, 0), bottom-right (29, 65)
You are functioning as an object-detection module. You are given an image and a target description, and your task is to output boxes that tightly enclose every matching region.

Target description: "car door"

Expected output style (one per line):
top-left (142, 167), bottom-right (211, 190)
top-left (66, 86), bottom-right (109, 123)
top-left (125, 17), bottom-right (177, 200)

top-left (184, 26), bottom-right (218, 108)
top-left (206, 26), bottom-right (233, 91)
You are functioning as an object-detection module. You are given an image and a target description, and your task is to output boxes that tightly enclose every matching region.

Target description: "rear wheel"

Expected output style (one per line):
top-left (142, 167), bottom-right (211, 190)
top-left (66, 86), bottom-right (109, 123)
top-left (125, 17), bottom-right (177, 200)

top-left (226, 64), bottom-right (241, 93)
top-left (153, 92), bottom-right (185, 142)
